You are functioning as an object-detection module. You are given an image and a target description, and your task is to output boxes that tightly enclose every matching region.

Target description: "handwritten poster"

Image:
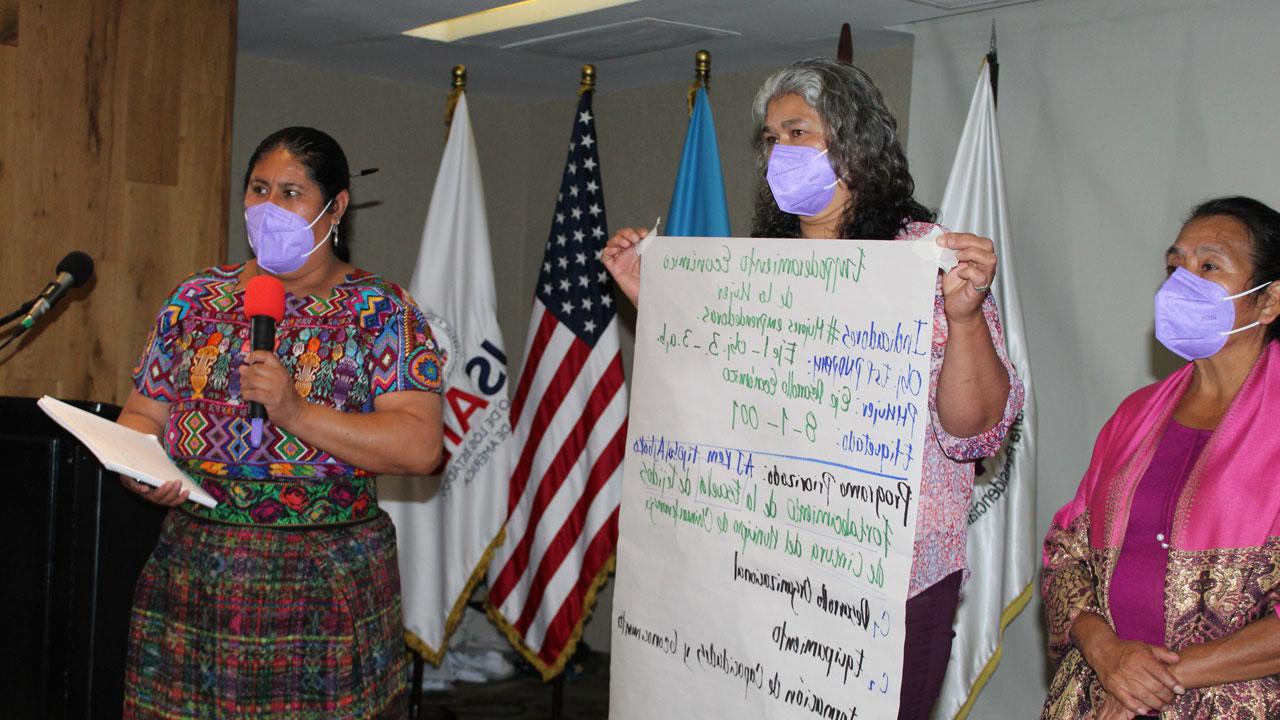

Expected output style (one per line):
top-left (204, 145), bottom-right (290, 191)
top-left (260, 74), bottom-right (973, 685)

top-left (609, 236), bottom-right (944, 720)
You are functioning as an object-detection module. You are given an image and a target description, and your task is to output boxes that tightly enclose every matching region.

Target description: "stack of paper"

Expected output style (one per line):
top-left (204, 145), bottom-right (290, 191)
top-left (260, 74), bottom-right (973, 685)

top-left (37, 396), bottom-right (217, 508)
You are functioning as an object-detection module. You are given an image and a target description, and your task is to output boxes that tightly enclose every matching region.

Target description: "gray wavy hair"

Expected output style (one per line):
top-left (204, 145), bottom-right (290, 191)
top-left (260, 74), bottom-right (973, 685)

top-left (749, 58), bottom-right (932, 239)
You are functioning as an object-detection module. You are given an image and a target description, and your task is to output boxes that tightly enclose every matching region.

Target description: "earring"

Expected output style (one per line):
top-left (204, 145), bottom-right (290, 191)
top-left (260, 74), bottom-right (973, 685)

top-left (332, 226), bottom-right (340, 248)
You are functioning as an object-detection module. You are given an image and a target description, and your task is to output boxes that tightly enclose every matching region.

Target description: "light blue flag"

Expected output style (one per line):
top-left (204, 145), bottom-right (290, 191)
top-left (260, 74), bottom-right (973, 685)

top-left (666, 87), bottom-right (730, 237)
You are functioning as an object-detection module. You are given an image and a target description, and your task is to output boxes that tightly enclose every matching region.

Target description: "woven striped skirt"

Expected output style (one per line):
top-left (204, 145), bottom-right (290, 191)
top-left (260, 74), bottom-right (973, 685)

top-left (123, 510), bottom-right (407, 719)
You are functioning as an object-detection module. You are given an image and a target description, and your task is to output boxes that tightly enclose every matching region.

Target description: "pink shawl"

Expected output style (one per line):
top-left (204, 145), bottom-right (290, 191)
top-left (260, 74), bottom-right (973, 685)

top-left (1049, 341), bottom-right (1280, 555)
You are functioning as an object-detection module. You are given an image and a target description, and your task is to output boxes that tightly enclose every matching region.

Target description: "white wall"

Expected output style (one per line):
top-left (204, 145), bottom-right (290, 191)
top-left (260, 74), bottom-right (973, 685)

top-left (229, 45), bottom-right (915, 654)
top-left (907, 0), bottom-right (1280, 716)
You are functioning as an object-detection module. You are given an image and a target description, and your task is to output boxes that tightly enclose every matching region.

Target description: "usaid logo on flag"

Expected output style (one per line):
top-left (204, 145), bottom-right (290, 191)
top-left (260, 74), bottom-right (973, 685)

top-left (383, 90), bottom-right (514, 662)
top-left (426, 312), bottom-right (514, 497)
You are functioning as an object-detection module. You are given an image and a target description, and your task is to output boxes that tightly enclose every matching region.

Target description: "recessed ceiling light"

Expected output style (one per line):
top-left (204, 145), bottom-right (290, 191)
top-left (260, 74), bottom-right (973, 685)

top-left (904, 0), bottom-right (1033, 9)
top-left (403, 0), bottom-right (643, 43)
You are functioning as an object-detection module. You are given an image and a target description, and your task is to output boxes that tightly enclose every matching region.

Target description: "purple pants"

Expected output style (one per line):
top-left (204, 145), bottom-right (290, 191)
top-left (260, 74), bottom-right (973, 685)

top-left (897, 570), bottom-right (963, 720)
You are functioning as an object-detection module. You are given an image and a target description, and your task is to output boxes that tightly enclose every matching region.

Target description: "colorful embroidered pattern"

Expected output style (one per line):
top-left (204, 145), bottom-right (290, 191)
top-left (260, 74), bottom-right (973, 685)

top-left (1042, 510), bottom-right (1115, 661)
top-left (130, 264), bottom-right (445, 524)
top-left (184, 473), bottom-right (378, 527)
top-left (1043, 511), bottom-right (1280, 717)
top-left (123, 511), bottom-right (407, 719)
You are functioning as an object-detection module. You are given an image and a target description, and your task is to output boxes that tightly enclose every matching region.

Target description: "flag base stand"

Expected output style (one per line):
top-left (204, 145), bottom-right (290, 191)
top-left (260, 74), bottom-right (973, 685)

top-left (408, 649), bottom-right (426, 719)
top-left (551, 673), bottom-right (564, 720)
top-left (406, 650), bottom-right (460, 720)
top-left (405, 650), bottom-right (563, 720)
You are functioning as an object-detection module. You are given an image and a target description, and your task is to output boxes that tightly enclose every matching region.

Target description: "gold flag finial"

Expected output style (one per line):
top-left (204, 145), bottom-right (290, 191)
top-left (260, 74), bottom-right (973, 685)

top-left (687, 49), bottom-right (711, 114)
top-left (445, 65), bottom-right (466, 129)
top-left (578, 64), bottom-right (596, 95)
top-left (695, 49), bottom-right (711, 82)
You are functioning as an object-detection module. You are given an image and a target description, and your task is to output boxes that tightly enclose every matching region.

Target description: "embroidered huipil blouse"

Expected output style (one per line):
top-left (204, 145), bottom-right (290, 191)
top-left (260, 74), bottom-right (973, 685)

top-left (131, 264), bottom-right (445, 527)
top-left (900, 221), bottom-right (1025, 597)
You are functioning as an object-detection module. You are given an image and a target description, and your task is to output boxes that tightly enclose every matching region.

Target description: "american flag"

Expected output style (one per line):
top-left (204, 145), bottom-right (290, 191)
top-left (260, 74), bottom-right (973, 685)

top-left (486, 89), bottom-right (629, 678)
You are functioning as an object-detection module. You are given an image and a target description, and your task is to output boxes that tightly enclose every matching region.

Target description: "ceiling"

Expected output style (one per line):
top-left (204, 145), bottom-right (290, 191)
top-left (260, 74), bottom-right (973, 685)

top-left (238, 0), bottom-right (1030, 100)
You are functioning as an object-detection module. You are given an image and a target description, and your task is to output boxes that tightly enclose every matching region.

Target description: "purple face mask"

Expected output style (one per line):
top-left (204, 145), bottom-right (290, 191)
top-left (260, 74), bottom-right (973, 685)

top-left (245, 198), bottom-right (334, 275)
top-left (766, 144), bottom-right (839, 217)
top-left (1154, 267), bottom-right (1272, 360)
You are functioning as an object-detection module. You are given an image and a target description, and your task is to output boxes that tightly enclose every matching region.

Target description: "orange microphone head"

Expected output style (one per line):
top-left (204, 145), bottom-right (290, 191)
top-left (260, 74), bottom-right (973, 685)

top-left (244, 275), bottom-right (285, 322)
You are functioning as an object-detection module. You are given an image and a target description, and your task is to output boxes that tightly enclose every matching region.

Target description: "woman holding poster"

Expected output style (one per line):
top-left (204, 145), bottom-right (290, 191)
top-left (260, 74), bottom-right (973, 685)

top-left (604, 57), bottom-right (1024, 720)
top-left (1042, 197), bottom-right (1280, 720)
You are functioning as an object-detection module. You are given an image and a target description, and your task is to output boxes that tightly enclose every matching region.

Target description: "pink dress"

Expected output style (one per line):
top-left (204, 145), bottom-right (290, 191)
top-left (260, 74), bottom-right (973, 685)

top-left (1108, 421), bottom-right (1212, 646)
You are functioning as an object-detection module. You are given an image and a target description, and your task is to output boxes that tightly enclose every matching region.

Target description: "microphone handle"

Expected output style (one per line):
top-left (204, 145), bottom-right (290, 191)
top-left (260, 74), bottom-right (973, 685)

top-left (17, 274), bottom-right (76, 331)
top-left (42, 271), bottom-right (74, 303)
top-left (248, 314), bottom-right (276, 421)
top-left (0, 298), bottom-right (37, 327)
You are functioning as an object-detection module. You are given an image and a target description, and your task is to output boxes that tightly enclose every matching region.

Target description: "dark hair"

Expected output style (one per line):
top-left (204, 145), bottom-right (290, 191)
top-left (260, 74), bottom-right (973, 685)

top-left (243, 127), bottom-right (352, 259)
top-left (1186, 195), bottom-right (1280, 344)
top-left (749, 58), bottom-right (934, 240)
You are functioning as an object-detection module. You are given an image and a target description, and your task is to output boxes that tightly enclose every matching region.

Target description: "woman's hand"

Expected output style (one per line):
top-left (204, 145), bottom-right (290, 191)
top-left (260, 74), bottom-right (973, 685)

top-left (601, 227), bottom-right (646, 306)
top-left (120, 477), bottom-right (190, 506)
top-left (1088, 635), bottom-right (1183, 715)
top-left (938, 232), bottom-right (997, 324)
top-left (240, 350), bottom-right (305, 429)
top-left (115, 389), bottom-right (187, 505)
top-left (932, 230), bottom-right (1012, 437)
top-left (1094, 692), bottom-right (1137, 720)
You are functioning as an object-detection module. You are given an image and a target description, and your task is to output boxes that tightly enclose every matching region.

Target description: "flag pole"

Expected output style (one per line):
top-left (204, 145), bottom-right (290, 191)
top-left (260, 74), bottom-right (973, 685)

top-left (408, 65), bottom-right (470, 719)
top-left (986, 20), bottom-right (999, 108)
top-left (444, 64), bottom-right (466, 128)
top-left (551, 68), bottom-right (596, 720)
top-left (686, 49), bottom-right (710, 114)
top-left (837, 22), bottom-right (853, 63)
top-left (390, 52), bottom-right (514, 718)
top-left (667, 50), bottom-right (731, 237)
top-left (488, 54), bottom-right (624, 696)
top-left (935, 37), bottom-right (1036, 720)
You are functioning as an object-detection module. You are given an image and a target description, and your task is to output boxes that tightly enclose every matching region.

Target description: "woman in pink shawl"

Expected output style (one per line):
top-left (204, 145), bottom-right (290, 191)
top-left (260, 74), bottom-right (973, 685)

top-left (1043, 196), bottom-right (1280, 719)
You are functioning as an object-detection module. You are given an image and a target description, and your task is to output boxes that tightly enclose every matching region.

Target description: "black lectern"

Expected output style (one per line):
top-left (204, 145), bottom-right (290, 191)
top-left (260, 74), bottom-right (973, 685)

top-left (0, 396), bottom-right (166, 720)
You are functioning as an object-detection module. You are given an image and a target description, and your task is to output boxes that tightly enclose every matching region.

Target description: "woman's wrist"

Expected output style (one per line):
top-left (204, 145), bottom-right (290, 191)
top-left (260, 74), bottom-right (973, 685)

top-left (944, 306), bottom-right (987, 329)
top-left (1072, 610), bottom-right (1116, 666)
top-left (271, 394), bottom-right (310, 435)
top-left (1168, 648), bottom-right (1198, 689)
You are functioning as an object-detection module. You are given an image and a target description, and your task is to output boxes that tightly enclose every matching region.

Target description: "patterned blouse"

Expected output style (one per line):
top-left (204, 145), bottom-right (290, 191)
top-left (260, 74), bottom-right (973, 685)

top-left (901, 221), bottom-right (1025, 597)
top-left (131, 264), bottom-right (445, 527)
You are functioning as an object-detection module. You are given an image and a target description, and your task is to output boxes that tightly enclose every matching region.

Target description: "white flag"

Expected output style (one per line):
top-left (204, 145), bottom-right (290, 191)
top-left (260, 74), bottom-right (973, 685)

top-left (934, 60), bottom-right (1039, 720)
top-left (380, 93), bottom-right (514, 662)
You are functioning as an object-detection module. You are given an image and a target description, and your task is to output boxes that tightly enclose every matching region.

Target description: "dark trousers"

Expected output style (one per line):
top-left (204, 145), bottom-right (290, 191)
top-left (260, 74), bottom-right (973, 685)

top-left (897, 570), bottom-right (963, 720)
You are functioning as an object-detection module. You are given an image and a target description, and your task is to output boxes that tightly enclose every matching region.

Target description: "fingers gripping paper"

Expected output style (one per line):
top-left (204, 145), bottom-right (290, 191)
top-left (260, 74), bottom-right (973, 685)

top-left (609, 237), bottom-right (943, 719)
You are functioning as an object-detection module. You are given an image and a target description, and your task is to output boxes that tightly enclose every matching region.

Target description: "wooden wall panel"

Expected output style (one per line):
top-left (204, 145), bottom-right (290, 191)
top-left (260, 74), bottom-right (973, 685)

top-left (0, 0), bottom-right (118, 402)
top-left (0, 0), bottom-right (235, 405)
top-left (0, 0), bottom-right (14, 47)
top-left (122, 0), bottom-right (180, 185)
top-left (0, 0), bottom-right (16, 46)
top-left (0, 46), bottom-right (13, 244)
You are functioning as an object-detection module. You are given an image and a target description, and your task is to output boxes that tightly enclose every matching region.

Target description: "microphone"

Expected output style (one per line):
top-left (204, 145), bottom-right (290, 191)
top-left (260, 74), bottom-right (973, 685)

top-left (16, 251), bottom-right (94, 333)
top-left (244, 275), bottom-right (285, 448)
